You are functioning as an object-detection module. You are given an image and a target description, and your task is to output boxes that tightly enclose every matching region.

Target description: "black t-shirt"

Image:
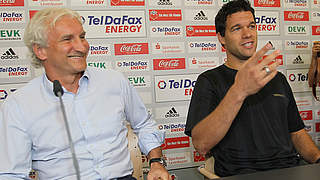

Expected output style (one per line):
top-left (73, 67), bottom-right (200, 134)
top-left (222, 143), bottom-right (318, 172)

top-left (185, 64), bottom-right (305, 177)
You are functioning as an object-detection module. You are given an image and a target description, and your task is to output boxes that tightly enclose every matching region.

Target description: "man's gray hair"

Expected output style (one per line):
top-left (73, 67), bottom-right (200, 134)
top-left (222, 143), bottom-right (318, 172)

top-left (24, 8), bottom-right (82, 68)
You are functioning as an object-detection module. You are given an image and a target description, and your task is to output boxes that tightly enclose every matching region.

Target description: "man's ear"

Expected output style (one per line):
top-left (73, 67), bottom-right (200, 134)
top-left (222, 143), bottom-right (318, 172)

top-left (217, 32), bottom-right (225, 48)
top-left (32, 44), bottom-right (47, 61)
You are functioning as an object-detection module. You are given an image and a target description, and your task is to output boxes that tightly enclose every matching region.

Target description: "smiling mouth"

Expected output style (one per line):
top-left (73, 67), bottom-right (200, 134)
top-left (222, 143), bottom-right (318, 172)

top-left (242, 41), bottom-right (254, 47)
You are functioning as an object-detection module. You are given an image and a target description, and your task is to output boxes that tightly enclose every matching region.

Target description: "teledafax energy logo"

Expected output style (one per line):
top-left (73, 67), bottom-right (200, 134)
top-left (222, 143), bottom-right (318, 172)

top-left (0, 65), bottom-right (30, 78)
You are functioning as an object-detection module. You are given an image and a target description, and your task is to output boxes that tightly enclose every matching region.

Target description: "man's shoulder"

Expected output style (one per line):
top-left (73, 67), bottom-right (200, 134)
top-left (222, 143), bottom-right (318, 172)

top-left (199, 64), bottom-right (228, 79)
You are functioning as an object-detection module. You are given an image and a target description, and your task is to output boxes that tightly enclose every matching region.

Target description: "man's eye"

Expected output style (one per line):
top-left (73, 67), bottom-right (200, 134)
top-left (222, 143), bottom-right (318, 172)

top-left (63, 38), bottom-right (71, 41)
top-left (232, 27), bottom-right (240, 31)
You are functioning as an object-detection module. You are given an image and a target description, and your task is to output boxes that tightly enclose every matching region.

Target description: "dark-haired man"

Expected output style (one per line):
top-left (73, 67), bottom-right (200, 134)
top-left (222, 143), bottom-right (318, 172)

top-left (185, 0), bottom-right (320, 177)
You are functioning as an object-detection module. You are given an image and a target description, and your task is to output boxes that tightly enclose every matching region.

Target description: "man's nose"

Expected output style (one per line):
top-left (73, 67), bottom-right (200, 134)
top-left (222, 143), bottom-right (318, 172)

top-left (242, 27), bottom-right (253, 38)
top-left (73, 38), bottom-right (88, 52)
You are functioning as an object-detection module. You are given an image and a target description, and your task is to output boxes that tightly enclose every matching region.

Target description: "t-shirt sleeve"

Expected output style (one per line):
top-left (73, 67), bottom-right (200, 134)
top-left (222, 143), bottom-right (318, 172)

top-left (185, 73), bottom-right (220, 136)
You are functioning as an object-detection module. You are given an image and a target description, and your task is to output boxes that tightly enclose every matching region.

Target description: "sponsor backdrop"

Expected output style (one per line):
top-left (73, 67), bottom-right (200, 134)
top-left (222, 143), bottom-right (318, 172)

top-left (1, 0), bottom-right (320, 177)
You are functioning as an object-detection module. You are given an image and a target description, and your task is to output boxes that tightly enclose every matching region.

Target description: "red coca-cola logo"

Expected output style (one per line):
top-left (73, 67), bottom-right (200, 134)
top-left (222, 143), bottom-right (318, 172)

top-left (284, 11), bottom-right (309, 21)
top-left (254, 0), bottom-right (280, 7)
top-left (114, 43), bottom-right (148, 55)
top-left (120, 44), bottom-right (141, 52)
top-left (153, 58), bottom-right (185, 70)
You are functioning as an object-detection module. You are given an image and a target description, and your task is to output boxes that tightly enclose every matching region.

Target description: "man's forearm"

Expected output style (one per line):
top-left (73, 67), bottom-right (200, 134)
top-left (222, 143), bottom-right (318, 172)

top-left (147, 146), bottom-right (163, 159)
top-left (291, 129), bottom-right (320, 163)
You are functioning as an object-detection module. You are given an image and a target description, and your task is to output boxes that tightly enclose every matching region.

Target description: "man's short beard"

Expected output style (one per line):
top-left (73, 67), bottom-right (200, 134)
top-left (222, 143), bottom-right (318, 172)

top-left (230, 51), bottom-right (252, 61)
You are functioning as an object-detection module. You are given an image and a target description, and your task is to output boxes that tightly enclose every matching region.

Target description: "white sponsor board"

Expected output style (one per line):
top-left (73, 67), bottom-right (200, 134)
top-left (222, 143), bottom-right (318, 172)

top-left (115, 59), bottom-right (150, 72)
top-left (0, 65), bottom-right (31, 78)
top-left (127, 75), bottom-right (151, 88)
top-left (285, 40), bottom-right (310, 50)
top-left (0, 29), bottom-right (24, 41)
top-left (0, 10), bottom-right (25, 24)
top-left (286, 54), bottom-right (311, 66)
top-left (155, 105), bottom-right (188, 119)
top-left (284, 25), bottom-right (310, 36)
top-left (188, 57), bottom-right (220, 69)
top-left (28, 0), bottom-right (66, 7)
top-left (0, 47), bottom-right (27, 61)
top-left (149, 0), bottom-right (181, 6)
top-left (79, 11), bottom-right (146, 38)
top-left (158, 122), bottom-right (186, 134)
top-left (185, 9), bottom-right (216, 22)
top-left (164, 151), bottom-right (192, 167)
top-left (155, 74), bottom-right (198, 102)
top-left (188, 41), bottom-right (218, 53)
top-left (255, 11), bottom-right (280, 35)
top-left (151, 42), bottom-right (185, 54)
top-left (88, 44), bottom-right (111, 57)
top-left (283, 0), bottom-right (308, 8)
top-left (150, 26), bottom-right (182, 37)
top-left (286, 69), bottom-right (311, 92)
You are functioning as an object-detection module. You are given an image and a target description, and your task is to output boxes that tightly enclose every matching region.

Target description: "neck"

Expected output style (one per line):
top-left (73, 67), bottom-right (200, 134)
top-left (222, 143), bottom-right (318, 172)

top-left (46, 72), bottom-right (83, 94)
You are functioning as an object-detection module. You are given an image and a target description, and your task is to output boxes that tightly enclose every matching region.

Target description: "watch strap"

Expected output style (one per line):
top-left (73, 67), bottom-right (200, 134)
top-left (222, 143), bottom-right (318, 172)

top-left (149, 157), bottom-right (166, 167)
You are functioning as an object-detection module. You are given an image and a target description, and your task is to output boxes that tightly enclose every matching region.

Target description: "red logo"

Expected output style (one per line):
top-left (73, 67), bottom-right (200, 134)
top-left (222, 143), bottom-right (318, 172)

top-left (186, 25), bottom-right (216, 37)
top-left (254, 0), bottom-right (280, 7)
top-left (0, 0), bottom-right (24, 6)
top-left (114, 43), bottom-right (149, 56)
top-left (284, 11), bottom-right (309, 21)
top-left (312, 26), bottom-right (320, 35)
top-left (161, 136), bottom-right (190, 150)
top-left (299, 110), bottom-right (313, 120)
top-left (149, 9), bottom-right (182, 21)
top-left (110, 0), bottom-right (145, 6)
top-left (153, 58), bottom-right (186, 70)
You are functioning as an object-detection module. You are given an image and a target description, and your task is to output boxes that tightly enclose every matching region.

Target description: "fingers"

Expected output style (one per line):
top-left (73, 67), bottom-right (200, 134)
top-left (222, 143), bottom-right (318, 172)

top-left (247, 42), bottom-right (274, 66)
top-left (256, 53), bottom-right (281, 86)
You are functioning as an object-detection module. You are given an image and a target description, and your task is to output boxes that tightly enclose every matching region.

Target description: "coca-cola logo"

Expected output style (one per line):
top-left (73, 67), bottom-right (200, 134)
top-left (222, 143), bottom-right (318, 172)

top-left (114, 43), bottom-right (149, 56)
top-left (284, 11), bottom-right (309, 21)
top-left (153, 58), bottom-right (186, 70)
top-left (254, 0), bottom-right (280, 7)
top-left (288, 12), bottom-right (304, 19)
top-left (159, 60), bottom-right (180, 67)
top-left (120, 44), bottom-right (142, 53)
top-left (258, 0), bottom-right (275, 5)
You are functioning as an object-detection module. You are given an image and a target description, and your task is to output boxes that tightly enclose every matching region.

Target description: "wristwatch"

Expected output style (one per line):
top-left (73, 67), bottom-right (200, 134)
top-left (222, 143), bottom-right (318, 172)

top-left (149, 157), bottom-right (167, 167)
